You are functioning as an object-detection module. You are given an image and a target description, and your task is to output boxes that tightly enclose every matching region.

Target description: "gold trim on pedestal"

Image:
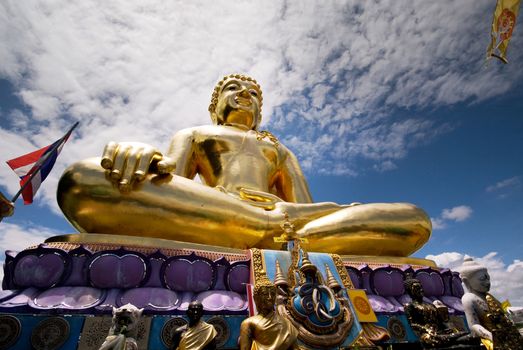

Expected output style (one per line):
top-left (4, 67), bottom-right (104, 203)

top-left (341, 254), bottom-right (436, 268)
top-left (44, 233), bottom-right (248, 261)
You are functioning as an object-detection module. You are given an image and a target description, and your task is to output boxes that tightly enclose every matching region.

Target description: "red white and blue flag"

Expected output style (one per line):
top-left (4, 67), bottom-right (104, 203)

top-left (6, 122), bottom-right (78, 204)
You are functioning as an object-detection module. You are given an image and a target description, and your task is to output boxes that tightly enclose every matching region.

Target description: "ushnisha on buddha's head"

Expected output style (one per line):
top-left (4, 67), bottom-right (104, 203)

top-left (208, 74), bottom-right (263, 131)
top-left (459, 257), bottom-right (491, 295)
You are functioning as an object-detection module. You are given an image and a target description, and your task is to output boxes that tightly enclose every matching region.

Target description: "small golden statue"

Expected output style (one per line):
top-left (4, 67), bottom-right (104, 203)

top-left (239, 278), bottom-right (299, 350)
top-left (99, 303), bottom-right (143, 350)
top-left (170, 301), bottom-right (217, 350)
top-left (57, 74), bottom-right (431, 256)
top-left (460, 258), bottom-right (523, 350)
top-left (403, 276), bottom-right (479, 348)
top-left (0, 191), bottom-right (14, 218)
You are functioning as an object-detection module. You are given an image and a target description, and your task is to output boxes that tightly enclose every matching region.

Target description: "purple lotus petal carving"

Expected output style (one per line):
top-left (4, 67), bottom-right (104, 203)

top-left (95, 288), bottom-right (120, 312)
top-left (451, 272), bottom-right (465, 297)
top-left (89, 254), bottom-right (146, 289)
top-left (196, 290), bottom-right (247, 311)
top-left (177, 292), bottom-right (196, 311)
top-left (415, 270), bottom-right (444, 297)
top-left (14, 253), bottom-right (65, 288)
top-left (367, 294), bottom-right (399, 313)
top-left (0, 288), bottom-right (38, 308)
top-left (0, 289), bottom-right (19, 302)
top-left (30, 287), bottom-right (104, 309)
top-left (371, 268), bottom-right (405, 296)
top-left (226, 263), bottom-right (249, 294)
top-left (163, 258), bottom-right (214, 292)
top-left (440, 296), bottom-right (464, 313)
top-left (119, 287), bottom-right (179, 311)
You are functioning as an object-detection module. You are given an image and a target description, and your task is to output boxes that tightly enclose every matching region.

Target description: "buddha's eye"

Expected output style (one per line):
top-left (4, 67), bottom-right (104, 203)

top-left (250, 90), bottom-right (258, 97)
top-left (227, 84), bottom-right (239, 91)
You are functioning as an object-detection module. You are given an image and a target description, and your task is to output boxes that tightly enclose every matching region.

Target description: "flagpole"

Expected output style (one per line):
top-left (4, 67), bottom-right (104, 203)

top-left (9, 121), bottom-right (79, 204)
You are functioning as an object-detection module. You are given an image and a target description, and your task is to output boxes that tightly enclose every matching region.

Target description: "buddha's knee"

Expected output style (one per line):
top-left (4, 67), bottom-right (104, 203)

top-left (57, 158), bottom-right (111, 215)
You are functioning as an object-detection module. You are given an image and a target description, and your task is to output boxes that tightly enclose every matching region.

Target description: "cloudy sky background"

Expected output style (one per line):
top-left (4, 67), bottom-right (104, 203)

top-left (1, 1), bottom-right (522, 304)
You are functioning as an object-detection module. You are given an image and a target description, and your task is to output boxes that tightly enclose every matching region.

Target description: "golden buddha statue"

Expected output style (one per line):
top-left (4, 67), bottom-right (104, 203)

top-left (57, 74), bottom-right (431, 256)
top-left (171, 301), bottom-right (217, 350)
top-left (239, 281), bottom-right (299, 350)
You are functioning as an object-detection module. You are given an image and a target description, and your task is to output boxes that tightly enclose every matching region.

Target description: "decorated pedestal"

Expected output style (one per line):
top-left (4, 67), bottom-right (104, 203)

top-left (0, 233), bottom-right (471, 349)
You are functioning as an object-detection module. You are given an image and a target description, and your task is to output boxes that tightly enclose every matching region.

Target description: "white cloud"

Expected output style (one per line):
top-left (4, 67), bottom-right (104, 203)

top-left (427, 252), bottom-right (523, 306)
top-left (486, 176), bottom-right (521, 194)
top-left (431, 217), bottom-right (446, 230)
top-left (441, 205), bottom-right (473, 222)
top-left (0, 222), bottom-right (64, 289)
top-left (0, 0), bottom-right (522, 211)
top-left (431, 205), bottom-right (473, 230)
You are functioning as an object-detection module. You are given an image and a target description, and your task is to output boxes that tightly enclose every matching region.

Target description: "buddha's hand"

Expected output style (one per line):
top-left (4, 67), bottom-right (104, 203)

top-left (101, 141), bottom-right (175, 192)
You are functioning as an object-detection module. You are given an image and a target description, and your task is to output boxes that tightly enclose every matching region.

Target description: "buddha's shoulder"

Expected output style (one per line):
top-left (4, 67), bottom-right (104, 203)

top-left (461, 292), bottom-right (483, 306)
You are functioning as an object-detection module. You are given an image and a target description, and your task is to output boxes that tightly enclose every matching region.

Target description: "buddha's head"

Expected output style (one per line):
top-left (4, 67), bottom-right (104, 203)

top-left (209, 74), bottom-right (263, 131)
top-left (404, 276), bottom-right (424, 301)
top-left (186, 300), bottom-right (204, 326)
top-left (459, 257), bottom-right (490, 295)
top-left (253, 278), bottom-right (276, 315)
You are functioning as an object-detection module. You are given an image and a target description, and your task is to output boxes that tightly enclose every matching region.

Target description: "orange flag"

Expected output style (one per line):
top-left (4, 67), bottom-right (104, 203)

top-left (487, 0), bottom-right (521, 63)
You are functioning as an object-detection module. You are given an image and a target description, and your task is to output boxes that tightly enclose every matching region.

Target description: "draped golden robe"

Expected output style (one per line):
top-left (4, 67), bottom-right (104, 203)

top-left (177, 321), bottom-right (217, 350)
top-left (241, 312), bottom-right (298, 350)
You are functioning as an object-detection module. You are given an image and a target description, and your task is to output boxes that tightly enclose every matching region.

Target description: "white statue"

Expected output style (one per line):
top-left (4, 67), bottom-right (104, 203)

top-left (99, 303), bottom-right (144, 350)
top-left (459, 257), bottom-right (522, 350)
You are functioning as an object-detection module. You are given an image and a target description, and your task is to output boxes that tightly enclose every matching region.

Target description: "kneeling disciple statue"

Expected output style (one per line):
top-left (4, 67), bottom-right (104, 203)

top-left (171, 301), bottom-right (217, 350)
top-left (403, 276), bottom-right (479, 349)
top-left (460, 258), bottom-right (523, 350)
top-left (240, 279), bottom-right (299, 350)
top-left (57, 74), bottom-right (432, 256)
top-left (99, 304), bottom-right (143, 350)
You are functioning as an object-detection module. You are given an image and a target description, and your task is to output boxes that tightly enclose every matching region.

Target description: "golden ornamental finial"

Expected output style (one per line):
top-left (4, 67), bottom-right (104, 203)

top-left (274, 260), bottom-right (288, 287)
top-left (325, 264), bottom-right (341, 291)
top-left (299, 250), bottom-right (316, 273)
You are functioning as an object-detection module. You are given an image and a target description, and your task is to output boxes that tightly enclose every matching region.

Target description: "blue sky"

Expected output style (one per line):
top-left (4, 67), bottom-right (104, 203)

top-left (0, 0), bottom-right (522, 304)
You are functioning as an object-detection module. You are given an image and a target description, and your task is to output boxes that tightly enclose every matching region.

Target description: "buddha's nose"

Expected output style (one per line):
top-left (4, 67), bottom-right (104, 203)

top-left (238, 88), bottom-right (251, 98)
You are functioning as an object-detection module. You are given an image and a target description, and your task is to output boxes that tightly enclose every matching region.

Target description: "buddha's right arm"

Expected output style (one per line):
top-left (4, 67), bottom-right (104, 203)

top-left (239, 321), bottom-right (253, 350)
top-left (164, 128), bottom-right (197, 178)
top-left (462, 296), bottom-right (492, 340)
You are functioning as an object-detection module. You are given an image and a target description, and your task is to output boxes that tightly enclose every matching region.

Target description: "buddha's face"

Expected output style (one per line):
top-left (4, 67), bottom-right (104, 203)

top-left (187, 302), bottom-right (203, 325)
top-left (409, 281), bottom-right (424, 300)
top-left (254, 285), bottom-right (276, 315)
top-left (214, 78), bottom-right (261, 130)
top-left (467, 270), bottom-right (490, 294)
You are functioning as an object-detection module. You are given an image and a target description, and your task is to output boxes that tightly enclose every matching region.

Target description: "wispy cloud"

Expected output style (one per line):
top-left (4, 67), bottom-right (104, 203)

top-left (486, 176), bottom-right (521, 197)
top-left (431, 205), bottom-right (473, 230)
top-left (427, 252), bottom-right (523, 306)
top-left (0, 0), bottom-right (522, 209)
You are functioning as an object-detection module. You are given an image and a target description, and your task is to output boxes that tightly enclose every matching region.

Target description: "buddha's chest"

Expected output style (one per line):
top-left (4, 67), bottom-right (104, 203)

top-left (194, 132), bottom-right (281, 173)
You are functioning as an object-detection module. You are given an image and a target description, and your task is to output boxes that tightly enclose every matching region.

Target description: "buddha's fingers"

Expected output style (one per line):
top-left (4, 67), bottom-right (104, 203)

top-left (157, 156), bottom-right (175, 174)
top-left (110, 144), bottom-right (131, 181)
top-left (135, 150), bottom-right (163, 179)
top-left (119, 146), bottom-right (144, 192)
top-left (101, 141), bottom-right (118, 169)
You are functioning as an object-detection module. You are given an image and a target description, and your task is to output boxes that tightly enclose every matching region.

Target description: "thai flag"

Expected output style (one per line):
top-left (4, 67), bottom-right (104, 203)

top-left (6, 122), bottom-right (78, 204)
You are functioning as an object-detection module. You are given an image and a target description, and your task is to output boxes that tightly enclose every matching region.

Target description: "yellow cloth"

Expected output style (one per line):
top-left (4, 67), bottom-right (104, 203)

top-left (487, 0), bottom-right (521, 63)
top-left (178, 321), bottom-right (217, 350)
top-left (248, 312), bottom-right (298, 350)
top-left (481, 338), bottom-right (494, 350)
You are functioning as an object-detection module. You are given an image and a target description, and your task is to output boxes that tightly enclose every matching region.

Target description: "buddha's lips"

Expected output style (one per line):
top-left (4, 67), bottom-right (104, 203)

top-left (235, 96), bottom-right (252, 106)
